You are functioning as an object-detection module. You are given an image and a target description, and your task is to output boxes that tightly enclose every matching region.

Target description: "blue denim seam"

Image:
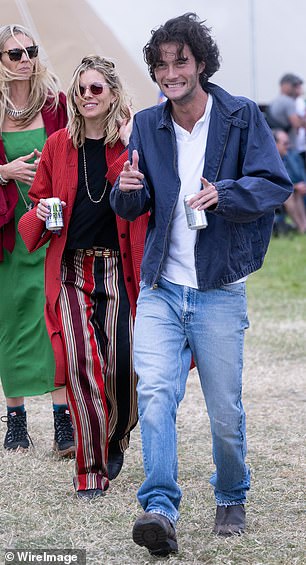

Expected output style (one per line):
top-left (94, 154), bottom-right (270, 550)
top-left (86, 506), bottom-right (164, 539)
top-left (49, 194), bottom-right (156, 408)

top-left (138, 414), bottom-right (149, 476)
top-left (216, 500), bottom-right (246, 507)
top-left (147, 509), bottom-right (177, 527)
top-left (238, 327), bottom-right (247, 464)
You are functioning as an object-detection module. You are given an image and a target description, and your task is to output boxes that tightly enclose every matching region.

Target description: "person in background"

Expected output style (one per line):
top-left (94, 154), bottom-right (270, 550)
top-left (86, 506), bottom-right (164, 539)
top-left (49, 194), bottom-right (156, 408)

top-left (295, 94), bottom-right (306, 165)
top-left (0, 24), bottom-right (74, 457)
top-left (19, 55), bottom-right (147, 499)
top-left (110, 13), bottom-right (292, 557)
top-left (273, 128), bottom-right (306, 233)
top-left (268, 73), bottom-right (306, 151)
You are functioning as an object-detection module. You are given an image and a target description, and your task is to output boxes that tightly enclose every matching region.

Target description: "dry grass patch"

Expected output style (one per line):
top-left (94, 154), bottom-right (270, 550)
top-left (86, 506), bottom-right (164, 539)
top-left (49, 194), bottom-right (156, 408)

top-left (0, 368), bottom-right (304, 564)
top-left (0, 235), bottom-right (305, 564)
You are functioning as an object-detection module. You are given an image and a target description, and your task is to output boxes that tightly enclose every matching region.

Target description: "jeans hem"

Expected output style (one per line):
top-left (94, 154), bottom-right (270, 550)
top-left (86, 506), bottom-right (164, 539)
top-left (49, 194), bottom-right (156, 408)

top-left (215, 499), bottom-right (246, 507)
top-left (147, 509), bottom-right (178, 527)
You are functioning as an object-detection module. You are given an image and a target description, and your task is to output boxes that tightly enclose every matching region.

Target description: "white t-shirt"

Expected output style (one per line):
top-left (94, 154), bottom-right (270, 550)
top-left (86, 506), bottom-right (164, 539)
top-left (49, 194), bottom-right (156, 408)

top-left (162, 94), bottom-right (213, 288)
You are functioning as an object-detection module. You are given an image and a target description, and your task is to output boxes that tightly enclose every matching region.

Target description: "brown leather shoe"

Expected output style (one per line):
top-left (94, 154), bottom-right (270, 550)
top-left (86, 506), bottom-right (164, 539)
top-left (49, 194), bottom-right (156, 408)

top-left (213, 504), bottom-right (246, 535)
top-left (132, 512), bottom-right (178, 557)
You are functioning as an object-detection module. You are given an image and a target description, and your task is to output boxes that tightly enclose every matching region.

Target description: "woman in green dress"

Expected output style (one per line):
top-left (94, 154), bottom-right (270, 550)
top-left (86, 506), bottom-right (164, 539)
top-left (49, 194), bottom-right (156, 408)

top-left (0, 24), bottom-right (74, 457)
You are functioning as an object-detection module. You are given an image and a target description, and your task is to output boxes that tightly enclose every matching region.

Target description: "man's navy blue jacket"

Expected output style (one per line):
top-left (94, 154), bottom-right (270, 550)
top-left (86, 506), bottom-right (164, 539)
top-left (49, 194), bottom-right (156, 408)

top-left (110, 83), bottom-right (292, 290)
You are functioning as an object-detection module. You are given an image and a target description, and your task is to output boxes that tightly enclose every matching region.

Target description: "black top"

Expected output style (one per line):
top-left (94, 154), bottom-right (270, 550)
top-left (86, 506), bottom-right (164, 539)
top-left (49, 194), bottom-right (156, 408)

top-left (65, 137), bottom-right (119, 250)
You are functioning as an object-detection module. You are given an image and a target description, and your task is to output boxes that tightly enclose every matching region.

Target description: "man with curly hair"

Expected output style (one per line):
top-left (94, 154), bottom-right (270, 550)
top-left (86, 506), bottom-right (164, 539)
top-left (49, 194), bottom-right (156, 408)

top-left (111, 13), bottom-right (292, 556)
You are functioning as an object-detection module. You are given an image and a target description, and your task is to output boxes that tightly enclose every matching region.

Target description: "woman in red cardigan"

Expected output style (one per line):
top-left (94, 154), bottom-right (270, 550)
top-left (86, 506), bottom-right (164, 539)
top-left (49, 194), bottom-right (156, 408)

top-left (19, 55), bottom-right (148, 499)
top-left (0, 24), bottom-right (73, 458)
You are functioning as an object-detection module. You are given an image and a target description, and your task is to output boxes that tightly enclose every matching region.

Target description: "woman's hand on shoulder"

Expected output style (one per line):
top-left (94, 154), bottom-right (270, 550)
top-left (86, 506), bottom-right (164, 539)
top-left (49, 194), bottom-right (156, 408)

top-left (118, 108), bottom-right (133, 147)
top-left (34, 148), bottom-right (42, 168)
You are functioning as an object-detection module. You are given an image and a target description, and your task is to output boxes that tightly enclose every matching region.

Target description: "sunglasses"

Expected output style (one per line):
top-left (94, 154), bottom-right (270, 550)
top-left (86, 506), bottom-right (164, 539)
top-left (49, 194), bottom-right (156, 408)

top-left (0, 45), bottom-right (38, 61)
top-left (78, 82), bottom-right (108, 97)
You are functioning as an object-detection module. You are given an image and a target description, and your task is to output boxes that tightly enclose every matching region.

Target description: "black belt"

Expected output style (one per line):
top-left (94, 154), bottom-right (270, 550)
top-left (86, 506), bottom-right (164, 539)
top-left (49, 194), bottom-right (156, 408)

top-left (82, 247), bottom-right (120, 258)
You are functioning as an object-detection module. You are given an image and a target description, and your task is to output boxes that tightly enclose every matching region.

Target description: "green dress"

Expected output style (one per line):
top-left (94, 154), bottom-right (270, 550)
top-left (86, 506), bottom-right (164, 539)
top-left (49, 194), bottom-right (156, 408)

top-left (0, 128), bottom-right (56, 397)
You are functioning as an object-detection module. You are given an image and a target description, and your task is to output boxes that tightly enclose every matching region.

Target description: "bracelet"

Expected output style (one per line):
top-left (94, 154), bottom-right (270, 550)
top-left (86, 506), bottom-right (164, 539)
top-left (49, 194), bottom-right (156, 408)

top-left (0, 169), bottom-right (8, 185)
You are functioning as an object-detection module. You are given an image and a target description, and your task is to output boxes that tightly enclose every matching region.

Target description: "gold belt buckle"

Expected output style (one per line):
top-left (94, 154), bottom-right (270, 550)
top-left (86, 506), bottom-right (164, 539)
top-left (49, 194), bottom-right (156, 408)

top-left (85, 248), bottom-right (113, 257)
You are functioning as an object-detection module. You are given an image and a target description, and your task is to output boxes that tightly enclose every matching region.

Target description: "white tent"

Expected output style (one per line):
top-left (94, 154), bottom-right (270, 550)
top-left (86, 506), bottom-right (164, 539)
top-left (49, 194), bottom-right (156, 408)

top-left (1, 0), bottom-right (157, 110)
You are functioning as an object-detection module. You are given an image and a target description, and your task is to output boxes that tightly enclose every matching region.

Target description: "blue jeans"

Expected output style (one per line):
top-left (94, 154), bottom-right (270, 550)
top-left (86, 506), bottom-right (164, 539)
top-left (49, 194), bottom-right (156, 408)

top-left (134, 277), bottom-right (250, 525)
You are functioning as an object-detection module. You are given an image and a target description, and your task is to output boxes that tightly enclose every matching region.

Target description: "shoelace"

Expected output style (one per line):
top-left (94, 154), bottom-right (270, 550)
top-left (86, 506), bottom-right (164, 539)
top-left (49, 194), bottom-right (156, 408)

top-left (54, 412), bottom-right (74, 442)
top-left (1, 414), bottom-right (34, 448)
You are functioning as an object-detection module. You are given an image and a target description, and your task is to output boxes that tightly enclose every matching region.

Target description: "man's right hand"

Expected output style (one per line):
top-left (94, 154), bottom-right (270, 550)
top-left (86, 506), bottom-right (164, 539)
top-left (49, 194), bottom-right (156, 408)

top-left (119, 149), bottom-right (144, 192)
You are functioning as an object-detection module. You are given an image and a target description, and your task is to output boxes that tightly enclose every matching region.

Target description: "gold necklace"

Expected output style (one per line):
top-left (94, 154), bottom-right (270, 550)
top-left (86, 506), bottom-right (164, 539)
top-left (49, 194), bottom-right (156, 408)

top-left (16, 180), bottom-right (33, 211)
top-left (82, 144), bottom-right (108, 204)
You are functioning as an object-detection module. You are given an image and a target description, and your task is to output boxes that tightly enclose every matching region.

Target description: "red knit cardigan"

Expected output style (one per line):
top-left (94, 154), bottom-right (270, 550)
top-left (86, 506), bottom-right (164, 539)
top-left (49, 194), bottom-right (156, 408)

top-left (0, 92), bottom-right (67, 261)
top-left (18, 128), bottom-right (148, 387)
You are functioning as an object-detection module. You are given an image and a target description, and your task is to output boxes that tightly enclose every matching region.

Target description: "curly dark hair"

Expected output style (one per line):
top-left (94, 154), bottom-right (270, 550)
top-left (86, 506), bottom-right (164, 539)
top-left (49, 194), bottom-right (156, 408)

top-left (143, 13), bottom-right (220, 87)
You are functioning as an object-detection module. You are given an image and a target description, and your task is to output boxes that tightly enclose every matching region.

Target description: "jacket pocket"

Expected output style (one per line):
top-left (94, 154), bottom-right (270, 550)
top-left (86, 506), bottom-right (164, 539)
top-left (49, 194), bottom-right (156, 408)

top-left (232, 221), bottom-right (263, 251)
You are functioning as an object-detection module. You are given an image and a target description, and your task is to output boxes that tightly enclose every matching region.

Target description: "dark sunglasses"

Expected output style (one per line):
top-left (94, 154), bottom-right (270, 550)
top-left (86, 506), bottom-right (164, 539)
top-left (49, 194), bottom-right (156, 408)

top-left (78, 82), bottom-right (108, 97)
top-left (0, 45), bottom-right (38, 61)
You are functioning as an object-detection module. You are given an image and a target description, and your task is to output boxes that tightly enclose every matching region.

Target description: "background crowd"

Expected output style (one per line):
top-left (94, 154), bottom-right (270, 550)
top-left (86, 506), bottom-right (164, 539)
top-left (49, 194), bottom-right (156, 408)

top-left (263, 72), bottom-right (306, 235)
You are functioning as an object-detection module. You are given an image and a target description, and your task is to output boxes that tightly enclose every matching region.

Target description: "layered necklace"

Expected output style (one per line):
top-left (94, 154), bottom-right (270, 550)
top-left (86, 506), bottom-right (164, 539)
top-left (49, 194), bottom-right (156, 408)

top-left (5, 100), bottom-right (32, 208)
top-left (82, 144), bottom-right (108, 204)
top-left (6, 106), bottom-right (28, 119)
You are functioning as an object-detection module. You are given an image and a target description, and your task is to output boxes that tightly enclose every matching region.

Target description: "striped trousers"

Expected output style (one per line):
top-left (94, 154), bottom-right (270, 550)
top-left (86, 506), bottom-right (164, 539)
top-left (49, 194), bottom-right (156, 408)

top-left (57, 249), bottom-right (137, 491)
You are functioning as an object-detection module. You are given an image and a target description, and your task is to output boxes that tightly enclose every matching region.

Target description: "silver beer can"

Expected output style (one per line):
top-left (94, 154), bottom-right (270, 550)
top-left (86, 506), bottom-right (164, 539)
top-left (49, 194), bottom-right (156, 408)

top-left (45, 197), bottom-right (64, 231)
top-left (184, 193), bottom-right (208, 230)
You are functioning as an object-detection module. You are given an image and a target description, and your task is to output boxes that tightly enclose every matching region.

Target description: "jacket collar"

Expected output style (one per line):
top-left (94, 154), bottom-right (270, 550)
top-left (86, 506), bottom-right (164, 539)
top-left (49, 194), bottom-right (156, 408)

top-left (158, 82), bottom-right (247, 129)
top-left (158, 82), bottom-right (248, 182)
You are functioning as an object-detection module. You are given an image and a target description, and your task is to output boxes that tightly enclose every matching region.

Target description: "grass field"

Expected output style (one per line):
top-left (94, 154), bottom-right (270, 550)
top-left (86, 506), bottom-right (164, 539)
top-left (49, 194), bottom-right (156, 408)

top-left (0, 234), bottom-right (305, 564)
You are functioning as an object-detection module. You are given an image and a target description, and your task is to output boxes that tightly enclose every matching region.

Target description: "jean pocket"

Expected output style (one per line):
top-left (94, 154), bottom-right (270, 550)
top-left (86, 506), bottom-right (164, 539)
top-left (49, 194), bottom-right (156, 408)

top-left (139, 280), bottom-right (148, 291)
top-left (219, 281), bottom-right (246, 296)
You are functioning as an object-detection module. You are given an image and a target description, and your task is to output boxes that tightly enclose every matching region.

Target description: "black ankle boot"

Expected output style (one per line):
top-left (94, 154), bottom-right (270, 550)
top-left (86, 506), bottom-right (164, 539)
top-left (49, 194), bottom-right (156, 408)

top-left (107, 441), bottom-right (124, 480)
top-left (1, 410), bottom-right (31, 451)
top-left (53, 407), bottom-right (75, 458)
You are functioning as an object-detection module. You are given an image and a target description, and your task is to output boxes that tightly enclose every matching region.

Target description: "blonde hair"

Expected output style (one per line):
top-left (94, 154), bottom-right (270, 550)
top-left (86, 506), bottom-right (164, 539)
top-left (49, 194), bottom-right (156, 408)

top-left (0, 24), bottom-right (60, 130)
top-left (67, 55), bottom-right (131, 148)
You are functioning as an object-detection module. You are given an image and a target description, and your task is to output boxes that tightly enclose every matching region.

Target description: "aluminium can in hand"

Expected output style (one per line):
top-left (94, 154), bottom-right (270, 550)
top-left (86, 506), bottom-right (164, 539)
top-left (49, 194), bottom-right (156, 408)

top-left (184, 193), bottom-right (208, 230)
top-left (45, 197), bottom-right (64, 231)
